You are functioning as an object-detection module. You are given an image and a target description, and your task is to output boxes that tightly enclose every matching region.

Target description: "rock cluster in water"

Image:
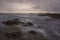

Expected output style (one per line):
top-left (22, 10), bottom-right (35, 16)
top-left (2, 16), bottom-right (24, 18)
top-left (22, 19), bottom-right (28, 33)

top-left (2, 18), bottom-right (33, 26)
top-left (0, 18), bottom-right (47, 40)
top-left (2, 18), bottom-right (21, 25)
top-left (4, 31), bottom-right (22, 38)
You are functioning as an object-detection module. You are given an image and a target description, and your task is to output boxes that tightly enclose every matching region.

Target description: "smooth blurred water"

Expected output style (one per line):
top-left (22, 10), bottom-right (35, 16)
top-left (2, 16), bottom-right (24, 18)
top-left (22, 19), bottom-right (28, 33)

top-left (0, 13), bottom-right (60, 40)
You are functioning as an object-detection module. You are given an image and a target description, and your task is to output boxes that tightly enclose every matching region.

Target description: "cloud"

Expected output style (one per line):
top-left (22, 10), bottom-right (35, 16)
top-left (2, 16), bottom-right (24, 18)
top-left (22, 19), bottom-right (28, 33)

top-left (29, 0), bottom-right (60, 13)
top-left (0, 0), bottom-right (60, 13)
top-left (0, 0), bottom-right (23, 3)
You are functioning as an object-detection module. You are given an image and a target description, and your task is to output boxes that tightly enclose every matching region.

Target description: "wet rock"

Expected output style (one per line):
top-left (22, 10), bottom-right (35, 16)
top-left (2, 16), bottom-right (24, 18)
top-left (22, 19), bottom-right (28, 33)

top-left (47, 14), bottom-right (60, 19)
top-left (11, 31), bottom-right (22, 38)
top-left (2, 18), bottom-right (25, 25)
top-left (2, 20), bottom-right (20, 25)
top-left (13, 18), bottom-right (25, 24)
top-left (26, 22), bottom-right (33, 26)
top-left (28, 30), bottom-right (37, 34)
top-left (4, 33), bottom-right (11, 38)
top-left (22, 30), bottom-right (47, 40)
top-left (22, 22), bottom-right (33, 26)
top-left (23, 24), bottom-right (28, 26)
top-left (37, 13), bottom-right (48, 16)
top-left (38, 26), bottom-right (43, 28)
top-left (13, 18), bottom-right (20, 20)
top-left (4, 31), bottom-right (22, 38)
top-left (2, 20), bottom-right (14, 25)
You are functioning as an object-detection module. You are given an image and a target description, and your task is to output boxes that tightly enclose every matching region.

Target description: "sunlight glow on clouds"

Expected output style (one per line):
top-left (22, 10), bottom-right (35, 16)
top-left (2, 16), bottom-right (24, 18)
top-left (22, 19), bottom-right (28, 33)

top-left (0, 2), bottom-right (46, 13)
top-left (0, 0), bottom-right (60, 13)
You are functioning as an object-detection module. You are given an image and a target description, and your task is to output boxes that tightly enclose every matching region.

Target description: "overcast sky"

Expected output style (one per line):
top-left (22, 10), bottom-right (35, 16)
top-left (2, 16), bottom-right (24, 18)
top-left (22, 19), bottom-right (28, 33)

top-left (0, 0), bottom-right (60, 13)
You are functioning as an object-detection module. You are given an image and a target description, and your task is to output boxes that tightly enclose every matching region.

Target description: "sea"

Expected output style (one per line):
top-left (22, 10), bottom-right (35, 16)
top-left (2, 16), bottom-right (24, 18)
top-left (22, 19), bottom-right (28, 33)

top-left (0, 13), bottom-right (60, 40)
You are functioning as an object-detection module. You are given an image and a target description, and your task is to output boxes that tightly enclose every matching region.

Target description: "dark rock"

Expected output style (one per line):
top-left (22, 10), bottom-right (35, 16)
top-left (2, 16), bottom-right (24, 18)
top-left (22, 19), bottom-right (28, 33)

top-left (4, 31), bottom-right (22, 38)
top-left (28, 30), bottom-right (37, 34)
top-left (26, 22), bottom-right (33, 26)
top-left (13, 18), bottom-right (25, 24)
top-left (23, 24), bottom-right (28, 26)
top-left (13, 18), bottom-right (20, 20)
top-left (38, 26), bottom-right (42, 28)
top-left (47, 13), bottom-right (60, 19)
top-left (2, 18), bottom-right (25, 25)
top-left (37, 13), bottom-right (48, 16)
top-left (2, 20), bottom-right (20, 25)
top-left (2, 20), bottom-right (14, 25)
top-left (19, 21), bottom-right (25, 24)
top-left (11, 31), bottom-right (22, 38)
top-left (4, 33), bottom-right (11, 38)
top-left (23, 22), bottom-right (33, 26)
